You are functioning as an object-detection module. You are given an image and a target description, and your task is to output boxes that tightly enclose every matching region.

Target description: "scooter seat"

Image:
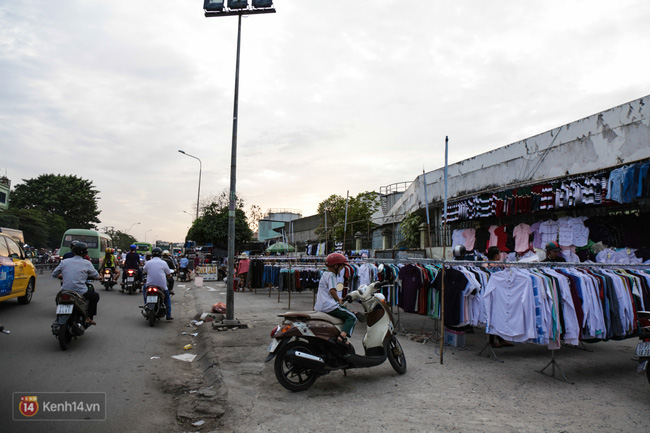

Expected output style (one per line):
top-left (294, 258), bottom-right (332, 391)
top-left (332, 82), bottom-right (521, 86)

top-left (279, 311), bottom-right (344, 325)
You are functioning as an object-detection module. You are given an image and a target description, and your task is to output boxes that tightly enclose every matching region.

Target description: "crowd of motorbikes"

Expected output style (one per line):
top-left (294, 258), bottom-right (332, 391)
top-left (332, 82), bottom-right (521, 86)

top-left (51, 252), bottom-right (192, 350)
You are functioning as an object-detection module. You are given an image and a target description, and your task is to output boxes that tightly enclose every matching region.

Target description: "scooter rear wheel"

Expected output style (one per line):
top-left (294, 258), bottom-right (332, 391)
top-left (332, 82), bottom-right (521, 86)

top-left (386, 336), bottom-right (407, 374)
top-left (148, 309), bottom-right (155, 327)
top-left (58, 323), bottom-right (72, 351)
top-left (274, 340), bottom-right (319, 392)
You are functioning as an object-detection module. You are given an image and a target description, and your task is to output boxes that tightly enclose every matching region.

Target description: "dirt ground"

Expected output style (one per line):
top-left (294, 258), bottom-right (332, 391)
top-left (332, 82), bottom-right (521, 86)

top-left (181, 283), bottom-right (650, 433)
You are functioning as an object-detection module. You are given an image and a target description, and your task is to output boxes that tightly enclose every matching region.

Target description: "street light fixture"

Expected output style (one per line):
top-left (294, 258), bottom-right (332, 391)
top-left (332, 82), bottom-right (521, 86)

top-left (178, 150), bottom-right (202, 221)
top-left (126, 222), bottom-right (141, 234)
top-left (204, 0), bottom-right (276, 324)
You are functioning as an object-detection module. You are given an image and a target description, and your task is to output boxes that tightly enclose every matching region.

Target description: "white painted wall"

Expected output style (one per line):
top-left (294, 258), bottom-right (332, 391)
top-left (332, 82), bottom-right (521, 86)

top-left (382, 95), bottom-right (650, 225)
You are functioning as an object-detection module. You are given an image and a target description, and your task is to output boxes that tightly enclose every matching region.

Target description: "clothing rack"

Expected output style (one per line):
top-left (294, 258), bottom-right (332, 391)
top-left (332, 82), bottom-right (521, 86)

top-left (453, 260), bottom-right (649, 383)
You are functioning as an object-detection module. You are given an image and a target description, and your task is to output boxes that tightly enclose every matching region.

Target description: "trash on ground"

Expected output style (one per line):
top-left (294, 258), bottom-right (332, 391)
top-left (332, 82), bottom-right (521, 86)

top-left (150, 356), bottom-right (160, 359)
top-left (180, 332), bottom-right (188, 335)
top-left (212, 302), bottom-right (227, 314)
top-left (190, 332), bottom-right (198, 337)
top-left (172, 353), bottom-right (197, 362)
top-left (192, 420), bottom-right (205, 426)
top-left (184, 344), bottom-right (192, 350)
top-left (190, 320), bottom-right (204, 326)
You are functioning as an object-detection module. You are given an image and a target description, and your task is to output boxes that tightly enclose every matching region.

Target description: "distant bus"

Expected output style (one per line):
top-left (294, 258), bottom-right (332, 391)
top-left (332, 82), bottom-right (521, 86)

top-left (59, 229), bottom-right (112, 269)
top-left (134, 242), bottom-right (152, 256)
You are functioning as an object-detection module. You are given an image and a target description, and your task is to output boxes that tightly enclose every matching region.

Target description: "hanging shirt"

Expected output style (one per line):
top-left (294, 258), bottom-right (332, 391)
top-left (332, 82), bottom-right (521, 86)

top-left (483, 268), bottom-right (537, 343)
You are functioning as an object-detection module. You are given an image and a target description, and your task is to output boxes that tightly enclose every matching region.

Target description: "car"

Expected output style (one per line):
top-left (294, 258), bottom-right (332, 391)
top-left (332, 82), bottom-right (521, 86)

top-left (0, 233), bottom-right (36, 304)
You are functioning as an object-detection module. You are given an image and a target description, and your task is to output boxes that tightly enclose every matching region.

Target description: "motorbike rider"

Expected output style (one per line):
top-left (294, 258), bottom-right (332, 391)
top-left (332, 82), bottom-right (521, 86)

top-left (143, 247), bottom-right (173, 320)
top-left (51, 242), bottom-right (100, 325)
top-left (122, 244), bottom-right (142, 291)
top-left (543, 241), bottom-right (566, 262)
top-left (99, 247), bottom-right (120, 283)
top-left (178, 254), bottom-right (190, 280)
top-left (161, 250), bottom-right (176, 295)
top-left (315, 253), bottom-right (357, 345)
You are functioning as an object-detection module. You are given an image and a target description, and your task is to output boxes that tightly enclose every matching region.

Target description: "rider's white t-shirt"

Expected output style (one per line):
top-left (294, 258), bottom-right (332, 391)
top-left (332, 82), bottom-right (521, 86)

top-left (315, 271), bottom-right (338, 313)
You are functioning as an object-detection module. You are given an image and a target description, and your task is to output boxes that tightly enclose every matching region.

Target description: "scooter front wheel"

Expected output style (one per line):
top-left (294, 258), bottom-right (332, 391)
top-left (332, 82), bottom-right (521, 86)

top-left (274, 340), bottom-right (319, 392)
top-left (386, 336), bottom-right (407, 374)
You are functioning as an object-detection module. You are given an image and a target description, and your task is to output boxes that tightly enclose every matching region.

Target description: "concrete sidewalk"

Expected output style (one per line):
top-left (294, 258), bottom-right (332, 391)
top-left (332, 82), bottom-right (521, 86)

top-left (178, 278), bottom-right (647, 433)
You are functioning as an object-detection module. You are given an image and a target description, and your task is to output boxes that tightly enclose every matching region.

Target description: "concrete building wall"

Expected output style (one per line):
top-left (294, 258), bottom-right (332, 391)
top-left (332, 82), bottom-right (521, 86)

top-left (382, 95), bottom-right (650, 224)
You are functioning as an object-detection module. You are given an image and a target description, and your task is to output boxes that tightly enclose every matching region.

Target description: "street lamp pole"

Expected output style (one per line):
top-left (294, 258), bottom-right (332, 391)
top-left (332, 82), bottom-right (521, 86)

top-left (144, 229), bottom-right (152, 243)
top-left (178, 150), bottom-right (202, 220)
top-left (126, 222), bottom-right (141, 234)
top-left (205, 2), bottom-right (276, 324)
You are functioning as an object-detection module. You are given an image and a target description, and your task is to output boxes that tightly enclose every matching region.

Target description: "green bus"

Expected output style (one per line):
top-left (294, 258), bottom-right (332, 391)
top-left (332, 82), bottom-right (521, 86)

top-left (134, 242), bottom-right (152, 256)
top-left (59, 229), bottom-right (113, 269)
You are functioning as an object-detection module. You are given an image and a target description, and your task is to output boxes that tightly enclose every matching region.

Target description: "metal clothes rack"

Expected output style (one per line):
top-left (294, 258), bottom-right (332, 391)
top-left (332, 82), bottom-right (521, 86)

top-left (459, 260), bottom-right (649, 383)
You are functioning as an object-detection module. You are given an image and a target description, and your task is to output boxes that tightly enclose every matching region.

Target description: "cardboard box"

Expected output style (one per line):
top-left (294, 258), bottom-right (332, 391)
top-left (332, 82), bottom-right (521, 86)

top-left (444, 329), bottom-right (466, 347)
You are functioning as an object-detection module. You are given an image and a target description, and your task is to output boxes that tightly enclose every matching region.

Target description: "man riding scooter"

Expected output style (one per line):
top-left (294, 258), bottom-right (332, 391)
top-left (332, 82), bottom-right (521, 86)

top-left (161, 250), bottom-right (176, 295)
top-left (122, 244), bottom-right (142, 292)
top-left (143, 247), bottom-right (173, 320)
top-left (51, 242), bottom-right (100, 325)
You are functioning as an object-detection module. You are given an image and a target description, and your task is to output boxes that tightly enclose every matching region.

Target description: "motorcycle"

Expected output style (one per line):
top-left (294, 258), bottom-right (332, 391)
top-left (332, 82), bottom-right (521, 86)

top-left (635, 310), bottom-right (650, 384)
top-left (141, 285), bottom-right (167, 327)
top-left (51, 284), bottom-right (94, 351)
top-left (178, 267), bottom-right (190, 282)
top-left (123, 268), bottom-right (141, 295)
top-left (266, 278), bottom-right (407, 392)
top-left (101, 268), bottom-right (115, 291)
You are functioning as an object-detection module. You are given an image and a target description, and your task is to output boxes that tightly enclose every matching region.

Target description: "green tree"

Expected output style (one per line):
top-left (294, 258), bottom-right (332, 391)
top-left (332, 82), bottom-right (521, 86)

top-left (398, 212), bottom-right (423, 248)
top-left (0, 208), bottom-right (65, 249)
top-left (104, 228), bottom-right (137, 252)
top-left (315, 191), bottom-right (380, 245)
top-left (186, 199), bottom-right (253, 250)
top-left (10, 174), bottom-right (101, 229)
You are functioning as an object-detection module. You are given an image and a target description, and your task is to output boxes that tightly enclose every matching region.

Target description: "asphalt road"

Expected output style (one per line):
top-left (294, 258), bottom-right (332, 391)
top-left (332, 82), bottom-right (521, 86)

top-left (0, 272), bottom-right (185, 433)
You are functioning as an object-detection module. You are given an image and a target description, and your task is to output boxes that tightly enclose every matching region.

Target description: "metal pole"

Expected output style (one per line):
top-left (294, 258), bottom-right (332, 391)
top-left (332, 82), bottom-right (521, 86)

top-left (196, 159), bottom-right (202, 221)
top-left (440, 136), bottom-right (448, 365)
top-left (422, 169), bottom-right (432, 258)
top-left (225, 13), bottom-right (242, 323)
top-left (343, 190), bottom-right (349, 253)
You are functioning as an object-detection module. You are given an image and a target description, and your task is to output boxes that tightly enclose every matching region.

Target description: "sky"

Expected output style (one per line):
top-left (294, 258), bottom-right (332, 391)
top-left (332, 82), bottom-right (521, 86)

top-left (2, 0), bottom-right (649, 244)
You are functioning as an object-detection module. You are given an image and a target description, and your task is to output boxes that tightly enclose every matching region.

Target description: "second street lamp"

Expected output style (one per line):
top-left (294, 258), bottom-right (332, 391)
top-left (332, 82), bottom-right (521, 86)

top-left (178, 150), bottom-right (202, 221)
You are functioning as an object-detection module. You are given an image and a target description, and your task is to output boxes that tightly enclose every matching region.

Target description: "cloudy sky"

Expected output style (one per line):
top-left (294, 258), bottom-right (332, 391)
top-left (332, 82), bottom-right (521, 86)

top-left (2, 0), bottom-right (649, 244)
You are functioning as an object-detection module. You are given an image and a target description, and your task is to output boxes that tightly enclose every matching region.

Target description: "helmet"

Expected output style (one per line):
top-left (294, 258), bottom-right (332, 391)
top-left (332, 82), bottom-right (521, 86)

top-left (73, 242), bottom-right (88, 256)
top-left (545, 241), bottom-right (561, 252)
top-left (105, 247), bottom-right (113, 253)
top-left (152, 247), bottom-right (163, 257)
top-left (325, 253), bottom-right (348, 267)
top-left (162, 250), bottom-right (170, 256)
top-left (71, 240), bottom-right (78, 247)
top-left (130, 244), bottom-right (136, 250)
top-left (452, 244), bottom-right (466, 258)
top-left (239, 252), bottom-right (248, 259)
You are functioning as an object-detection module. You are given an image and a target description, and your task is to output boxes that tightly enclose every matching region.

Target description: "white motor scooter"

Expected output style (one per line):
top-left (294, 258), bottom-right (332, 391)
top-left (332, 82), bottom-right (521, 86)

top-left (266, 274), bottom-right (407, 392)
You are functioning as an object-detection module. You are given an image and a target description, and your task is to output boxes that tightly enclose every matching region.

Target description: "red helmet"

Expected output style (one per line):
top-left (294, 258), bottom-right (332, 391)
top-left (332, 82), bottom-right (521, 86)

top-left (325, 253), bottom-right (348, 267)
top-left (545, 241), bottom-right (561, 252)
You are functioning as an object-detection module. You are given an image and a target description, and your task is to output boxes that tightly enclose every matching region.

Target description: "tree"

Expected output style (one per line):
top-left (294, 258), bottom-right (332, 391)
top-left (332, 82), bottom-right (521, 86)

top-left (398, 212), bottom-right (423, 248)
top-left (104, 228), bottom-right (137, 252)
top-left (0, 208), bottom-right (66, 249)
top-left (315, 191), bottom-right (380, 246)
top-left (10, 174), bottom-right (101, 229)
top-left (186, 199), bottom-right (253, 250)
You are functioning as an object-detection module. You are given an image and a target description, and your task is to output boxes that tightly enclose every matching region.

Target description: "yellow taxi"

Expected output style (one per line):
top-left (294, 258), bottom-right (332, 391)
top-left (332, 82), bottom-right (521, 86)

top-left (0, 233), bottom-right (36, 304)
